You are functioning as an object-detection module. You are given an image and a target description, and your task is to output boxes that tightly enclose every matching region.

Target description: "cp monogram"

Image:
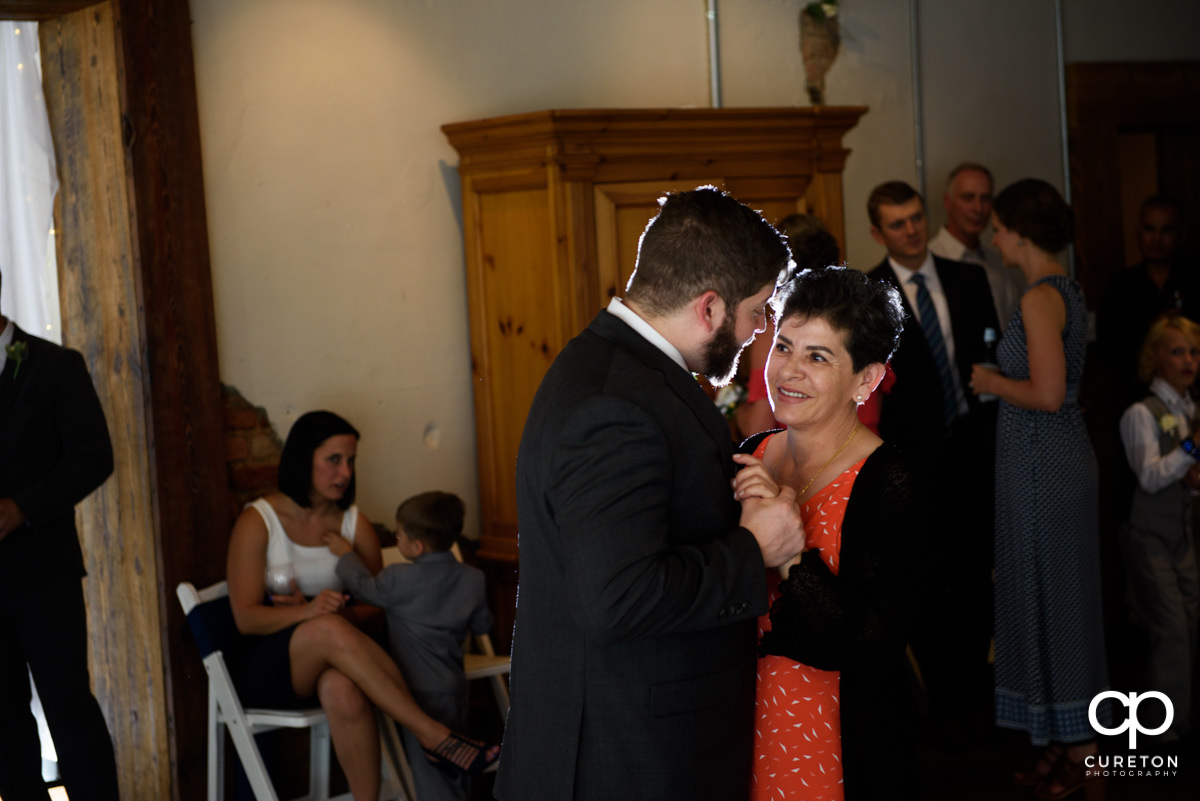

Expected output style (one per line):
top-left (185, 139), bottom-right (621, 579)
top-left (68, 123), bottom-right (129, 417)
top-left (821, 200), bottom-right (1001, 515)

top-left (1089, 691), bottom-right (1173, 748)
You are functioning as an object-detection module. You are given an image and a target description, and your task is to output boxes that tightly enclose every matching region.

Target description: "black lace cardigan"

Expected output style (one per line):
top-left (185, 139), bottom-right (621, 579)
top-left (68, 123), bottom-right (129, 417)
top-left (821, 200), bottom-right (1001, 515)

top-left (742, 434), bottom-right (923, 801)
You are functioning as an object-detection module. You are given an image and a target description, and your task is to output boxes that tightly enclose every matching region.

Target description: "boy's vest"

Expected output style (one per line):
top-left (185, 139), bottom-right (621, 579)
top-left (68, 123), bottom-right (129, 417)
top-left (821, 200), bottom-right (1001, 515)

top-left (1129, 394), bottom-right (1193, 542)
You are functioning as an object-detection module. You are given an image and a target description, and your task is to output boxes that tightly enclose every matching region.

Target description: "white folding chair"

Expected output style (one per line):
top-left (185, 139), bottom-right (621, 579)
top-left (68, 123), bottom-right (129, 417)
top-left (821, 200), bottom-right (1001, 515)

top-left (449, 544), bottom-right (512, 727)
top-left (177, 581), bottom-right (416, 801)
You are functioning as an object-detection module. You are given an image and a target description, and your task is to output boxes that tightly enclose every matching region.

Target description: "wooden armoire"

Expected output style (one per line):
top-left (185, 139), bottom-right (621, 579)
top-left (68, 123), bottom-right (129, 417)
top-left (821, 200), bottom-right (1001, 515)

top-left (442, 107), bottom-right (865, 647)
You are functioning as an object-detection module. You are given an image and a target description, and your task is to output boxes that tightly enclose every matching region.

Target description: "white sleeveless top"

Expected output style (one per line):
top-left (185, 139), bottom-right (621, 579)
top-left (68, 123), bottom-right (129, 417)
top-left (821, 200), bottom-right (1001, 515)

top-left (250, 498), bottom-right (358, 597)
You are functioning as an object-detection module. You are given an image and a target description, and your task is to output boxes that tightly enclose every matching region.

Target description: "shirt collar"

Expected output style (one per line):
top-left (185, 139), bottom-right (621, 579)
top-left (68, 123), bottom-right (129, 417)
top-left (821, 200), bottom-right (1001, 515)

top-left (0, 319), bottom-right (13, 374)
top-left (1150, 376), bottom-right (1196, 417)
top-left (606, 297), bottom-right (689, 373)
top-left (932, 227), bottom-right (968, 260)
top-left (889, 250), bottom-right (936, 283)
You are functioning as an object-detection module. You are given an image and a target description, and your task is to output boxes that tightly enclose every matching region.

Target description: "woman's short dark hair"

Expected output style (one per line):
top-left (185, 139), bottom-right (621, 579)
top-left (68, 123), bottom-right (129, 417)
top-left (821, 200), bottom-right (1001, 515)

top-left (772, 266), bottom-right (904, 372)
top-left (992, 178), bottom-right (1075, 254)
top-left (278, 410), bottom-right (360, 510)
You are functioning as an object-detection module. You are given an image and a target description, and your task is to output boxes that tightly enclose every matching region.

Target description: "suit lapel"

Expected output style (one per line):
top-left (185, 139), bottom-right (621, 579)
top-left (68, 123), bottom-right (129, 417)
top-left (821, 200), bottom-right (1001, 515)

top-left (589, 311), bottom-right (736, 471)
top-left (934, 257), bottom-right (975, 381)
top-left (875, 260), bottom-right (935, 366)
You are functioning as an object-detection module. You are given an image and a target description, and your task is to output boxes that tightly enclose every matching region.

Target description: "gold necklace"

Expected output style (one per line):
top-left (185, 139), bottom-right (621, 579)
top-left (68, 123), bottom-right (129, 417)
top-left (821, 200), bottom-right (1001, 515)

top-left (775, 420), bottom-right (862, 500)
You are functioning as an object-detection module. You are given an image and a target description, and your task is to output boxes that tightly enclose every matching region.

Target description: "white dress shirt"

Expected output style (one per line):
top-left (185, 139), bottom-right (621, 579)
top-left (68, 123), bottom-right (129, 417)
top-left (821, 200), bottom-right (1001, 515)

top-left (1120, 377), bottom-right (1196, 494)
top-left (890, 252), bottom-right (969, 417)
top-left (0, 318), bottom-right (13, 374)
top-left (929, 226), bottom-right (1026, 331)
top-left (606, 297), bottom-right (689, 374)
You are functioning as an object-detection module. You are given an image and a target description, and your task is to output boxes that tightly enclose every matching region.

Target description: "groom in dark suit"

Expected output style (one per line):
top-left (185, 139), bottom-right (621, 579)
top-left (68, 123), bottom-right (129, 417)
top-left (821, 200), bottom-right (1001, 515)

top-left (0, 271), bottom-right (120, 801)
top-left (495, 188), bottom-right (806, 801)
top-left (866, 181), bottom-right (1000, 740)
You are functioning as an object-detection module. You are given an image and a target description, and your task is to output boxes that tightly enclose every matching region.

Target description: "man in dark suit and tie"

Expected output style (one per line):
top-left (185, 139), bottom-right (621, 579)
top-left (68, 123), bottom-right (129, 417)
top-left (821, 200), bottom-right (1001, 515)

top-left (0, 270), bottom-right (120, 801)
top-left (495, 188), bottom-right (806, 801)
top-left (866, 181), bottom-right (1000, 741)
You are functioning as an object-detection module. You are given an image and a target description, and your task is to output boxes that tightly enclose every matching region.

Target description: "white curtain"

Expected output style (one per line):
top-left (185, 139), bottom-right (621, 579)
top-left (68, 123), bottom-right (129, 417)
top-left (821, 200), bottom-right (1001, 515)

top-left (0, 21), bottom-right (61, 343)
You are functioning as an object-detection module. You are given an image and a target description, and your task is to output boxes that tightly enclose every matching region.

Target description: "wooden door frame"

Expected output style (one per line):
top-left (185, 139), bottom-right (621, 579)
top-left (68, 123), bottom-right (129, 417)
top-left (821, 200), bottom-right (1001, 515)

top-left (1, 2), bottom-right (230, 800)
top-left (1066, 61), bottom-right (1200, 305)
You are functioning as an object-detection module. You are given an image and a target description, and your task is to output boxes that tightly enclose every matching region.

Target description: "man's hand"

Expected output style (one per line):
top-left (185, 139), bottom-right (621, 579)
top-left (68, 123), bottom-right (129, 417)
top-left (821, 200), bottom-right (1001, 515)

top-left (0, 498), bottom-right (27, 542)
top-left (739, 486), bottom-right (805, 568)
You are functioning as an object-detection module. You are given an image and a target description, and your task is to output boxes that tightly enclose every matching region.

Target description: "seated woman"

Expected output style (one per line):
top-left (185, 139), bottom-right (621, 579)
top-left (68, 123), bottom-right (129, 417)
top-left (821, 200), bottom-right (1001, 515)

top-left (226, 410), bottom-right (496, 801)
top-left (733, 267), bottom-right (921, 800)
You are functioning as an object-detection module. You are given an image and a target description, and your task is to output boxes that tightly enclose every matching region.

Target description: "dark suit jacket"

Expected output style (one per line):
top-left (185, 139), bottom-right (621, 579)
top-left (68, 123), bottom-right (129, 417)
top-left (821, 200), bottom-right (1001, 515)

top-left (869, 255), bottom-right (1000, 455)
top-left (495, 310), bottom-right (768, 801)
top-left (0, 324), bottom-right (113, 592)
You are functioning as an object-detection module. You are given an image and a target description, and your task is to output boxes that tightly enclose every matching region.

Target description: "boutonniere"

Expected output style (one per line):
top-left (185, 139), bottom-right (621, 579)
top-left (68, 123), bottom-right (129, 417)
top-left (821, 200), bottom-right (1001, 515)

top-left (4, 341), bottom-right (28, 379)
top-left (1157, 413), bottom-right (1181, 438)
top-left (714, 382), bottom-right (748, 421)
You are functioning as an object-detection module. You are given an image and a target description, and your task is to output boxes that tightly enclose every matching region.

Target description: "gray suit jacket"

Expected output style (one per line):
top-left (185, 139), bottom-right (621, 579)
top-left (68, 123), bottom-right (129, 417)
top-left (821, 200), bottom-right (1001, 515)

top-left (495, 310), bottom-right (768, 801)
top-left (336, 551), bottom-right (492, 696)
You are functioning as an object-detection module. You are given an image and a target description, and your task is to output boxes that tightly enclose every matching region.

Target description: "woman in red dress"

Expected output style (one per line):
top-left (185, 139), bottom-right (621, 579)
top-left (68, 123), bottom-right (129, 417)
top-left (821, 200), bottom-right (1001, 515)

top-left (734, 267), bottom-right (922, 800)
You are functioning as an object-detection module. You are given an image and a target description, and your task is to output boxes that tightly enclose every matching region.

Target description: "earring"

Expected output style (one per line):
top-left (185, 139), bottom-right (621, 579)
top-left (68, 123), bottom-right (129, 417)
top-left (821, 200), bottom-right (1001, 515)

top-left (855, 394), bottom-right (863, 403)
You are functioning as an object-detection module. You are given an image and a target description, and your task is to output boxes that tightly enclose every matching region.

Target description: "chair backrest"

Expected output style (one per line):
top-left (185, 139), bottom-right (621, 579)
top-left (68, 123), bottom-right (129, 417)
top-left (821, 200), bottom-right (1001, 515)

top-left (177, 581), bottom-right (240, 661)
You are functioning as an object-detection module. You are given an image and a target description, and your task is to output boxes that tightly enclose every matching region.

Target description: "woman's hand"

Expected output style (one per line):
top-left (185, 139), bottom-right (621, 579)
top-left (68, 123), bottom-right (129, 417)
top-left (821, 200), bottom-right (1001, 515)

top-left (732, 453), bottom-right (780, 500)
top-left (269, 580), bottom-right (306, 607)
top-left (970, 363), bottom-right (1001, 396)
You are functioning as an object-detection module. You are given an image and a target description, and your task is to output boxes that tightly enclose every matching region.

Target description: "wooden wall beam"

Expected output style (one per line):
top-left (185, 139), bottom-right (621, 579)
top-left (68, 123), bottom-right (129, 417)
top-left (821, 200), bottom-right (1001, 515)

top-left (111, 1), bottom-right (233, 798)
top-left (36, 1), bottom-right (229, 799)
top-left (39, 5), bottom-right (171, 799)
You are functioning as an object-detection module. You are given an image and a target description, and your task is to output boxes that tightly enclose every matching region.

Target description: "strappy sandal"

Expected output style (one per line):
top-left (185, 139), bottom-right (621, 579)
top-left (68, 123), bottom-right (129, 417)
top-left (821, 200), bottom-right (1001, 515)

top-left (1014, 744), bottom-right (1064, 786)
top-left (1034, 750), bottom-right (1106, 801)
top-left (423, 731), bottom-right (500, 775)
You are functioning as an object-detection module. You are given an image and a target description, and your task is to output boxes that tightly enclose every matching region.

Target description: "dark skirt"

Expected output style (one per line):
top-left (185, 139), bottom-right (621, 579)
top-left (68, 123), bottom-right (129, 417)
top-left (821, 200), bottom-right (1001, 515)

top-left (229, 623), bottom-right (311, 709)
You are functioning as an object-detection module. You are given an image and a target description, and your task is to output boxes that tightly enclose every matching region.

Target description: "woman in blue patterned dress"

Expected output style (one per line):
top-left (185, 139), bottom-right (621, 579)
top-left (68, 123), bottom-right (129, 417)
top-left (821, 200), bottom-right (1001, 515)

top-left (970, 179), bottom-right (1110, 801)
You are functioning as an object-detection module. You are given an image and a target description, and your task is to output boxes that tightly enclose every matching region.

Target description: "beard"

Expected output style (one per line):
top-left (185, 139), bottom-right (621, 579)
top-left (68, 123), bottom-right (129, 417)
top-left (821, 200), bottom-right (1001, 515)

top-left (702, 314), bottom-right (748, 387)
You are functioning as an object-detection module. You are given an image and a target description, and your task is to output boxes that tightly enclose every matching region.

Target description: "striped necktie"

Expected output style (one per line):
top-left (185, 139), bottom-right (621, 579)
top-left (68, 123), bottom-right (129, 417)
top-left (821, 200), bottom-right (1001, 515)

top-left (910, 273), bottom-right (958, 427)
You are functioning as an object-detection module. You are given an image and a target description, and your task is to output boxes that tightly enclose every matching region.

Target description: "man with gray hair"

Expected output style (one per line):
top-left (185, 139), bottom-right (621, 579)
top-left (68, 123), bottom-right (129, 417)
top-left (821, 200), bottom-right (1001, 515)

top-left (929, 162), bottom-right (1025, 329)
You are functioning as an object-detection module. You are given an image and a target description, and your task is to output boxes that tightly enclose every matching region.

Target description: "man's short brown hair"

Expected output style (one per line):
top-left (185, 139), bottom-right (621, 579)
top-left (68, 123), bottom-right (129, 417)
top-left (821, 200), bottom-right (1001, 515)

top-left (624, 187), bottom-right (792, 317)
top-left (867, 181), bottom-right (924, 228)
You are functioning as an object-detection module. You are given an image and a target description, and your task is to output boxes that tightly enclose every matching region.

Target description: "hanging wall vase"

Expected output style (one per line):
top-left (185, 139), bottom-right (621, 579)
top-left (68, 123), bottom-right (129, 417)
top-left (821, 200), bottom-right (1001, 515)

top-left (800, 3), bottom-right (841, 105)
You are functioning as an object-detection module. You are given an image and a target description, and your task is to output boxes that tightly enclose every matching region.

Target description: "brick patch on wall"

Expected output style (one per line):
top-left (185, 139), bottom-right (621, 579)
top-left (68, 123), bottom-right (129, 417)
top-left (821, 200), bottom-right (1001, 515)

top-left (222, 385), bottom-right (284, 519)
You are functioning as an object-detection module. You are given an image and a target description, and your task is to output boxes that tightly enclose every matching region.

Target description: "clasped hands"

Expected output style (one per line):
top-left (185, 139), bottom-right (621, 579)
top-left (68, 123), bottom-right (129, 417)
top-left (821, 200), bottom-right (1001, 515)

top-left (731, 454), bottom-right (806, 570)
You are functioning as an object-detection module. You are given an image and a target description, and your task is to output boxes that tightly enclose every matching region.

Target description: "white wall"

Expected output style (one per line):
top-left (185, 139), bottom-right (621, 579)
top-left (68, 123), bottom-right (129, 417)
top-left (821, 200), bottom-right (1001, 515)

top-left (188, 0), bottom-right (1195, 529)
top-left (918, 0), bottom-right (1065, 235)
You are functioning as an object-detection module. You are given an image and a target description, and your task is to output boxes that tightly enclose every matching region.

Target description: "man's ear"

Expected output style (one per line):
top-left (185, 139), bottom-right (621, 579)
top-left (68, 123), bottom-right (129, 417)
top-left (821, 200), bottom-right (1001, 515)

top-left (411, 538), bottom-right (427, 557)
top-left (693, 290), bottom-right (726, 333)
top-left (869, 225), bottom-right (886, 249)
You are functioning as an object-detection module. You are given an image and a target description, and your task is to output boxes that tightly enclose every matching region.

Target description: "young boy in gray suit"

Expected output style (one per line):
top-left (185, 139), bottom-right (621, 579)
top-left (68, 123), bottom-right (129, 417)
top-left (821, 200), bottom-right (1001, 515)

top-left (324, 491), bottom-right (493, 801)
